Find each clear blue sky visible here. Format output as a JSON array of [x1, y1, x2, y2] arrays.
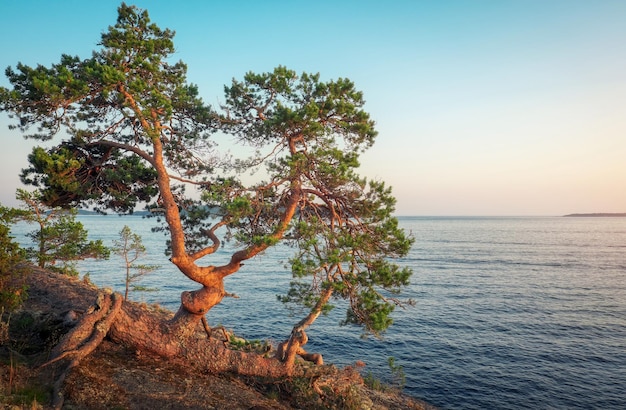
[[1, 0, 625, 215]]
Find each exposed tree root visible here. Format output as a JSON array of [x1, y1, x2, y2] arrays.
[[33, 275, 324, 407], [276, 327, 324, 370], [40, 290, 123, 409], [107, 301, 296, 379]]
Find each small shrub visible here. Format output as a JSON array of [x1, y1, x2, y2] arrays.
[[0, 309, 10, 345], [363, 371, 385, 391], [388, 356, 406, 391], [10, 385, 48, 408], [112, 225, 159, 301], [0, 210, 28, 310], [14, 190, 109, 276], [363, 356, 406, 393], [228, 335, 272, 355]]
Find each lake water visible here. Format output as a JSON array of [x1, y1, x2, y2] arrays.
[[10, 216, 626, 409]]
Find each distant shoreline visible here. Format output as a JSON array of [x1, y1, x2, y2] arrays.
[[78, 209, 626, 218], [563, 213, 626, 217]]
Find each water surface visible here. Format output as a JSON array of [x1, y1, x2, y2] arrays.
[[11, 216, 626, 409]]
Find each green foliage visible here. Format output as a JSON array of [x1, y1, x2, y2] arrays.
[[222, 66, 377, 151], [1, 2, 414, 347], [112, 225, 159, 300], [278, 178, 415, 337], [20, 144, 159, 213], [227, 335, 271, 355], [0, 206, 28, 310], [131, 285, 159, 293], [277, 280, 336, 317], [363, 357, 406, 393], [221, 66, 415, 336], [5, 385, 48, 408], [14, 189, 109, 276], [1, 3, 215, 215], [387, 356, 406, 390]]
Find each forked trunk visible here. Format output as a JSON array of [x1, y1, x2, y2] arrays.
[[102, 143, 307, 376]]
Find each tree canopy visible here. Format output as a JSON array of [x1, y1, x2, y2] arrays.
[[0, 2, 414, 369]]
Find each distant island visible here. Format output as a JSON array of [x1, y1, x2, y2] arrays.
[[77, 209, 153, 216], [563, 213, 626, 217]]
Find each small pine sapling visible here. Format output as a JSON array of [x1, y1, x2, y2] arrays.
[[113, 225, 159, 301]]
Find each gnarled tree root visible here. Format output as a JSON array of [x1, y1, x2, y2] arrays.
[[276, 328, 324, 370], [40, 291, 123, 409]]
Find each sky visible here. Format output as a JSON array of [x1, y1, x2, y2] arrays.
[[1, 0, 625, 216]]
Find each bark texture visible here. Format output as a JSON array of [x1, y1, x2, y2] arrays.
[[108, 302, 292, 378], [41, 290, 123, 409]]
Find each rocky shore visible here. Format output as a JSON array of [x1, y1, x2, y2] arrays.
[[1, 267, 436, 409]]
